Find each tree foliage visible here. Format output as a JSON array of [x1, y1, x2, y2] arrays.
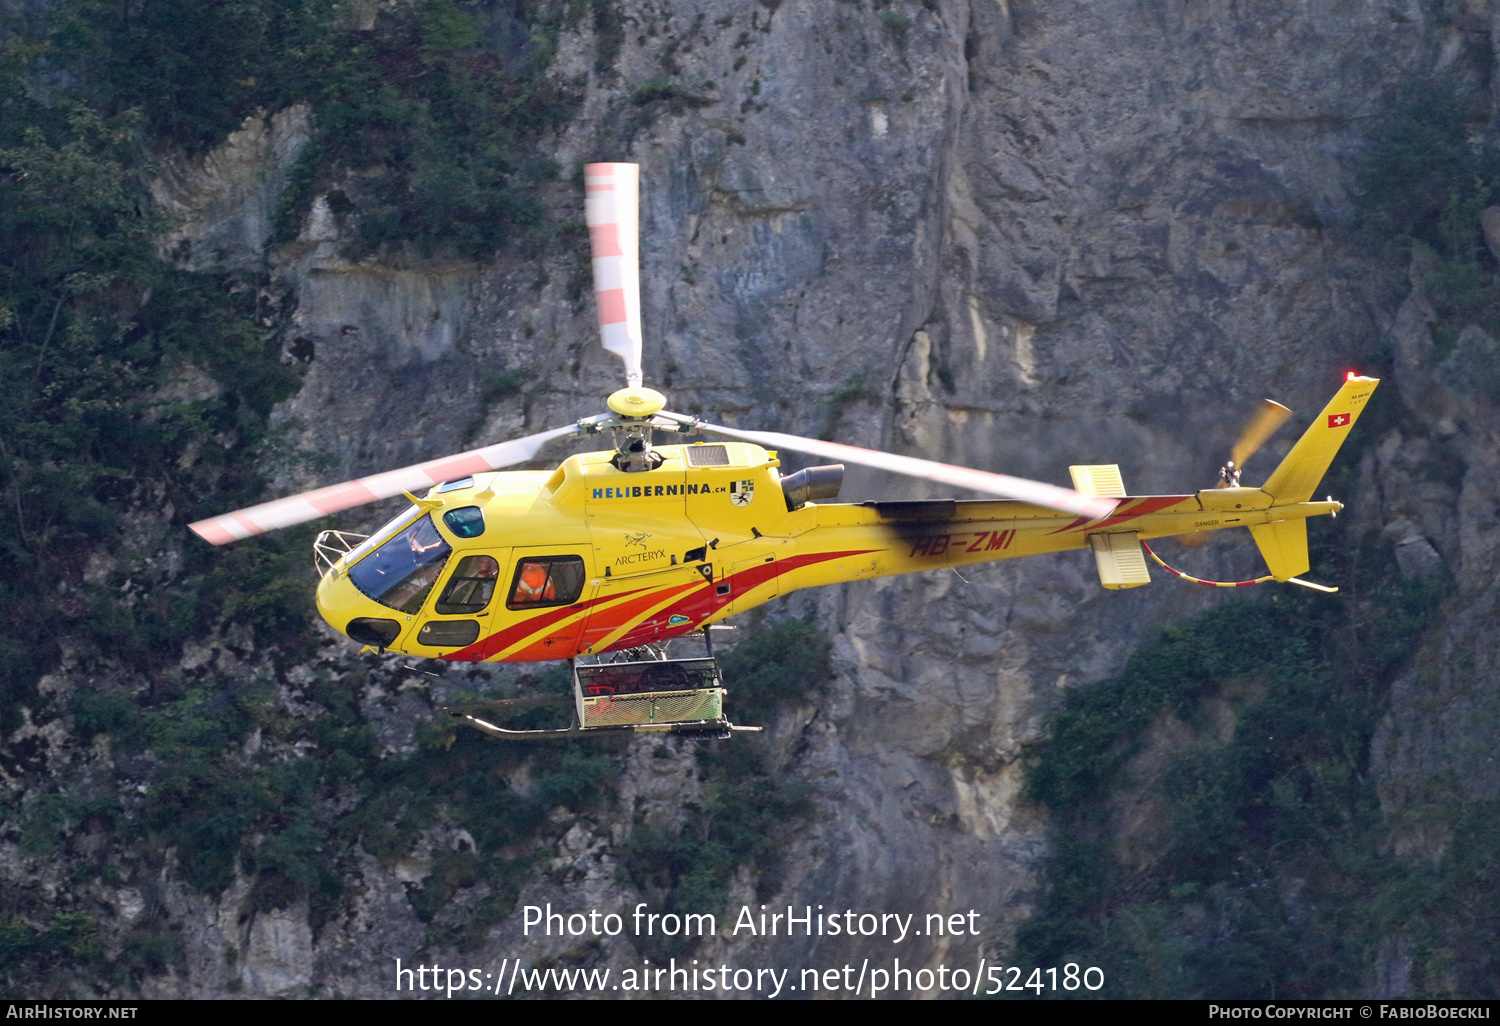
[[53, 0, 581, 260], [1356, 78, 1500, 338], [0, 74, 306, 731], [0, 1, 588, 994], [1015, 513, 1473, 996]]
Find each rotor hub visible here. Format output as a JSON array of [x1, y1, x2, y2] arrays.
[[603, 387, 667, 473], [607, 387, 666, 419]]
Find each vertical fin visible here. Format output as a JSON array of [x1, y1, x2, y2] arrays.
[[1259, 376, 1379, 504]]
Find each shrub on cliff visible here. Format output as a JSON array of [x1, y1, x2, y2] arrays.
[[55, 0, 580, 261]]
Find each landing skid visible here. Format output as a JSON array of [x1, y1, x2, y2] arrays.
[[446, 704, 760, 741], [444, 629, 762, 741]]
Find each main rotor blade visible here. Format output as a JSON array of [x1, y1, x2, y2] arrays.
[[1230, 399, 1293, 469], [584, 162, 643, 388], [188, 423, 582, 545], [695, 423, 1119, 519]]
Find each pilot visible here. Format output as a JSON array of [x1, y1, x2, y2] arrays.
[[408, 521, 444, 555], [513, 561, 556, 603]]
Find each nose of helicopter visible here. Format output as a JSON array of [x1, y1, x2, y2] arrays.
[[315, 565, 408, 650]]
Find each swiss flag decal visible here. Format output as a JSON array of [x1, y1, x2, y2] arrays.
[[1328, 413, 1351, 428]]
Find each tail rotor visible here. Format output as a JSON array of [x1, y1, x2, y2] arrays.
[[1177, 397, 1293, 548], [1219, 398, 1293, 488]]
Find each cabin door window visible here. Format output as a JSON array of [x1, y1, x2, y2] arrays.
[[435, 554, 501, 614], [506, 555, 587, 609]]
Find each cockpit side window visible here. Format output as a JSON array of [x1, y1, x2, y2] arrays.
[[443, 506, 485, 538], [346, 515, 452, 614], [506, 556, 586, 610], [435, 555, 500, 614]]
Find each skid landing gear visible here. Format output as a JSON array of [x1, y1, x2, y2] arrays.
[[445, 629, 760, 741]]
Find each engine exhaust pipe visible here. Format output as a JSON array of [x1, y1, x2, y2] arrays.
[[781, 464, 844, 511]]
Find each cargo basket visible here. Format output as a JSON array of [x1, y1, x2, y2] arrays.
[[574, 657, 723, 728], [447, 653, 758, 741], [580, 687, 723, 728]]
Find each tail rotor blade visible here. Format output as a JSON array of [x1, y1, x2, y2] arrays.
[[1230, 399, 1293, 470], [696, 422, 1118, 519], [188, 423, 583, 545], [584, 162, 643, 388]]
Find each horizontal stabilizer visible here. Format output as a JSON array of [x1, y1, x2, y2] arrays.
[[1070, 464, 1127, 498], [1089, 531, 1151, 589], [1250, 518, 1309, 581]]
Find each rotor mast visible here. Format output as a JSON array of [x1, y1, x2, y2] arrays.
[[600, 386, 672, 472]]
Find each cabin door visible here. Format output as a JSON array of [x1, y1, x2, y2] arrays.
[[495, 545, 598, 661]]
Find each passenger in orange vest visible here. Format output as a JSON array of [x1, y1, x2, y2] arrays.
[[513, 562, 555, 604]]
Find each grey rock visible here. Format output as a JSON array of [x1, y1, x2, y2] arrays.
[[243, 905, 315, 997], [1436, 323, 1500, 403], [19, 0, 1500, 999], [1393, 532, 1444, 578], [150, 105, 313, 272]]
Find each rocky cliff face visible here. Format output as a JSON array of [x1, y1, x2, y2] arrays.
[[9, 0, 1499, 998]]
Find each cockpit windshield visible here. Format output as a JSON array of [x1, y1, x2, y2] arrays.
[[346, 514, 452, 614], [341, 504, 421, 567]]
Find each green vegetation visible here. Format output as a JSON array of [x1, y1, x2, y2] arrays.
[[618, 617, 832, 958], [53, 0, 581, 261], [0, 68, 324, 988], [0, 912, 106, 985], [589, 0, 625, 77], [6, 656, 624, 992], [1014, 73, 1500, 1000], [1356, 83, 1489, 249], [1016, 524, 1459, 997], [0, 89, 306, 733], [1356, 80, 1500, 340], [0, 0, 597, 995], [629, 77, 716, 115]]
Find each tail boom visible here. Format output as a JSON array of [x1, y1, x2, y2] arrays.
[[571, 373, 1379, 617], [767, 493, 1342, 591]]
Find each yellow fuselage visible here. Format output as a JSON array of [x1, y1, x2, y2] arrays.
[[314, 441, 1338, 662]]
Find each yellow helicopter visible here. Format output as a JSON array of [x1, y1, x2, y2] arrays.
[[190, 163, 1378, 740]]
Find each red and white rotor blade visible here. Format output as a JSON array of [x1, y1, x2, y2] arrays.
[[584, 162, 643, 388], [697, 423, 1119, 520], [188, 423, 580, 545]]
